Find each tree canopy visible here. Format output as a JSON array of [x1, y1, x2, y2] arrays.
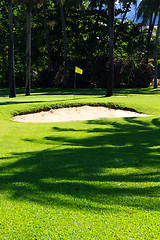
[[0, 0, 159, 97]]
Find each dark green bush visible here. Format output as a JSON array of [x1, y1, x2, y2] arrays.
[[120, 62, 153, 88], [130, 63, 153, 88]]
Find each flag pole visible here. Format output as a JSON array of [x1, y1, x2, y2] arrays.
[[74, 72, 76, 95], [74, 66, 83, 96]]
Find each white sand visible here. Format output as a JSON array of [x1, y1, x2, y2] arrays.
[[11, 105, 150, 123]]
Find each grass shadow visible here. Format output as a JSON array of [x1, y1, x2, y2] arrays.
[[0, 117, 159, 212]]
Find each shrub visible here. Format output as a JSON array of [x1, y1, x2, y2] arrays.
[[34, 57, 153, 89], [117, 61, 153, 88], [130, 63, 153, 88]]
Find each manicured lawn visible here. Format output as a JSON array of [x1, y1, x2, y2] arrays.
[[0, 88, 160, 239]]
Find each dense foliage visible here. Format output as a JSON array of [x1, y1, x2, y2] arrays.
[[0, 0, 157, 89]]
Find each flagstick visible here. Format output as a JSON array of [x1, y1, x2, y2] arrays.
[[74, 72, 76, 96]]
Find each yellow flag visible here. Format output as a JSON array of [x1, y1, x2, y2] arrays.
[[75, 66, 83, 75]]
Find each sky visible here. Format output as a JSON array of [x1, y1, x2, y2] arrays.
[[115, 0, 141, 22], [115, 0, 158, 25]]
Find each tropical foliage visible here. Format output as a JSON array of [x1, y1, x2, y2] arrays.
[[0, 0, 159, 95]]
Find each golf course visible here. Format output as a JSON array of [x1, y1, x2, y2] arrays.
[[0, 87, 159, 239]]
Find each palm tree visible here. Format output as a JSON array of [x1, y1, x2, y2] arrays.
[[154, 14, 160, 88], [8, 0, 16, 98], [106, 0, 138, 96], [58, 0, 68, 87], [43, 2, 52, 72], [58, 0, 83, 87], [137, 0, 158, 64], [25, 2, 32, 96], [137, 0, 160, 88], [19, 0, 47, 95], [107, 0, 115, 97]]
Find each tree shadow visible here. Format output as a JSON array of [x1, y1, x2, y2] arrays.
[[0, 98, 85, 107], [0, 101, 45, 106], [0, 117, 160, 212], [114, 88, 160, 95], [1, 87, 160, 99]]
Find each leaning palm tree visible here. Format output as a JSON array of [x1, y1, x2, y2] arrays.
[[8, 0, 16, 98], [119, 0, 137, 25], [114, 0, 138, 45]]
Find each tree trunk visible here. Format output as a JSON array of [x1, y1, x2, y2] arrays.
[[121, 1, 132, 24], [95, 0, 103, 26], [146, 11, 158, 63], [107, 0, 114, 97], [25, 4, 32, 96], [154, 14, 160, 89], [59, 3, 68, 87], [8, 0, 16, 98], [114, 1, 132, 44], [43, 3, 52, 72]]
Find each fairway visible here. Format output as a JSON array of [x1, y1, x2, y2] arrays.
[[0, 88, 160, 240]]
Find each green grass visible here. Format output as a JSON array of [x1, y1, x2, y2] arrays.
[[0, 88, 160, 239]]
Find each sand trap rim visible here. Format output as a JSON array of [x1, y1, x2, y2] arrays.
[[11, 102, 139, 117], [11, 103, 151, 123]]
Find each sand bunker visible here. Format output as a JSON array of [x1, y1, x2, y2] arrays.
[[11, 106, 151, 123]]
